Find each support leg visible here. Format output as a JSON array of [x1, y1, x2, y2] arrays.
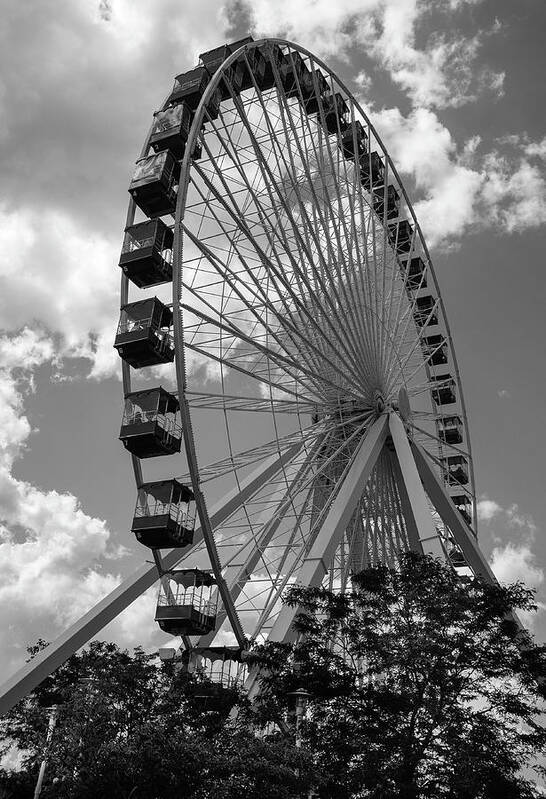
[[410, 440, 497, 582], [265, 414, 388, 645], [388, 413, 445, 559], [0, 444, 301, 717], [411, 439, 529, 637]]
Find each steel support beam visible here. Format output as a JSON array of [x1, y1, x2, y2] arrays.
[[0, 444, 301, 717], [410, 439, 529, 637], [196, 435, 326, 647], [266, 414, 389, 645], [410, 440, 497, 582], [244, 415, 388, 699], [388, 412, 445, 559], [388, 450, 422, 554]]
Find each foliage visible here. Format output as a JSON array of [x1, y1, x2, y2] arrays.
[[0, 641, 310, 798], [1, 554, 545, 798], [247, 553, 546, 798]]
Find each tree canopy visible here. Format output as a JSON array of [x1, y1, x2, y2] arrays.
[[1, 554, 545, 798], [249, 553, 546, 798]]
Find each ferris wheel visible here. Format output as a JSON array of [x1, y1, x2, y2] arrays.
[[0, 37, 508, 711]]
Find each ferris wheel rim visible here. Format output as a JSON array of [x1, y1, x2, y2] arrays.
[[114, 35, 480, 649], [171, 37, 477, 527]]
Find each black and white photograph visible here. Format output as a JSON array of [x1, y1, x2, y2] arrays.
[[0, 1, 545, 796]]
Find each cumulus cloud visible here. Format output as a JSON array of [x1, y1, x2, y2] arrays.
[[0, 205, 120, 379], [480, 153, 546, 233], [364, 5, 503, 109], [490, 542, 544, 591], [234, 0, 502, 109], [477, 497, 502, 522], [0, 331, 164, 677], [479, 496, 544, 623], [368, 107, 546, 247]]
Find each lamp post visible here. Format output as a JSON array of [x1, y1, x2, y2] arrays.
[[33, 704, 59, 799], [287, 687, 312, 748], [287, 687, 313, 798]]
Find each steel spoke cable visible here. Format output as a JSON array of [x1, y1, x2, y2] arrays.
[[228, 74, 369, 381], [264, 63, 378, 387], [386, 303, 443, 397], [408, 420, 472, 462], [181, 219, 355, 397], [186, 391, 317, 414], [182, 301, 352, 401], [381, 248, 429, 386], [303, 72, 382, 389], [189, 158, 364, 396], [253, 413, 375, 632], [178, 420, 327, 484]]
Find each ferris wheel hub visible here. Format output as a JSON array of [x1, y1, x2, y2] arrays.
[[373, 390, 386, 415]]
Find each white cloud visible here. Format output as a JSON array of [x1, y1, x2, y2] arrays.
[[0, 331, 162, 677], [490, 542, 544, 590], [367, 7, 502, 109], [231, 0, 379, 60], [490, 540, 544, 627], [239, 0, 501, 109], [477, 498, 502, 522], [368, 107, 546, 247], [0, 205, 120, 379], [524, 136, 546, 160], [480, 155, 546, 233], [479, 496, 544, 622]]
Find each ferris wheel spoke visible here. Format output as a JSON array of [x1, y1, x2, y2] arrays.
[[199, 436, 327, 643], [407, 420, 470, 459], [306, 84, 385, 381], [189, 158, 365, 392], [228, 85, 371, 378], [384, 290, 440, 391], [330, 117, 384, 384], [182, 303, 333, 398], [266, 72, 381, 386], [183, 314, 361, 405], [385, 307, 442, 395], [184, 339, 320, 402], [380, 452, 406, 564], [185, 390, 317, 414], [181, 219, 362, 397], [179, 419, 326, 484], [382, 256, 430, 386], [222, 415, 376, 637]]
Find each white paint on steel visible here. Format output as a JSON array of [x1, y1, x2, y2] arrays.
[[0, 446, 300, 717], [388, 412, 445, 559], [266, 414, 389, 645]]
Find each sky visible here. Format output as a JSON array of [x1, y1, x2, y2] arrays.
[[0, 0, 545, 683]]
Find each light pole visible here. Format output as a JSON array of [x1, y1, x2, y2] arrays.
[[287, 687, 313, 798], [287, 687, 312, 748], [33, 704, 59, 799]]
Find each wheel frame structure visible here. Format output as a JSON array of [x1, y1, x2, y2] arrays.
[[168, 38, 477, 650], [1, 38, 512, 715]]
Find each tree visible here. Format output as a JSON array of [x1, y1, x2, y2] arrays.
[[248, 553, 546, 798], [1, 555, 544, 798], [0, 641, 310, 798]]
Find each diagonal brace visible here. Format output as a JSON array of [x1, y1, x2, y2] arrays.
[[265, 413, 389, 645], [0, 445, 301, 717], [388, 412, 445, 559]]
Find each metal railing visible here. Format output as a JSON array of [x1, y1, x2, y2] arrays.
[[157, 591, 216, 616], [122, 409, 181, 438], [134, 502, 195, 528]]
